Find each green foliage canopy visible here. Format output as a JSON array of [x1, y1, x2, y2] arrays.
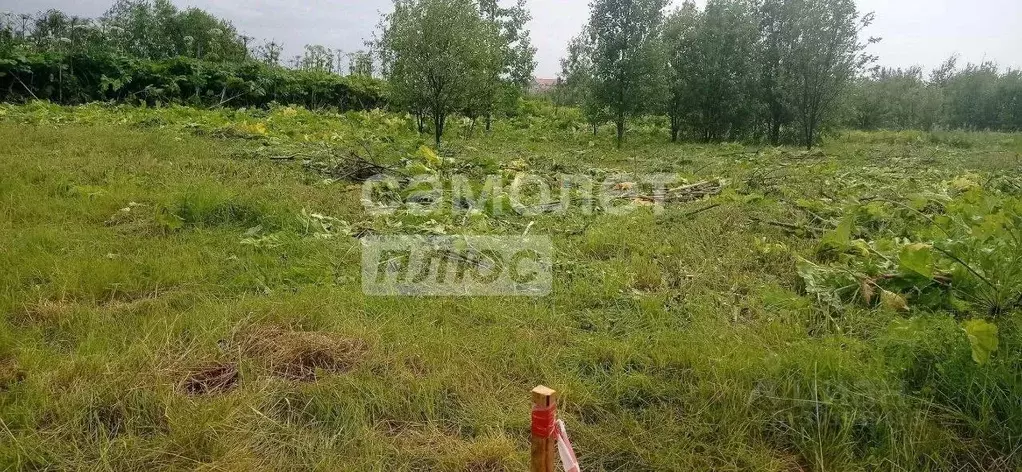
[[588, 0, 670, 148]]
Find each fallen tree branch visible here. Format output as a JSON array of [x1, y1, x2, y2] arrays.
[[666, 180, 724, 203], [749, 216, 826, 235], [683, 203, 721, 218]]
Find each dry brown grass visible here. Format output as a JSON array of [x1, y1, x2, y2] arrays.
[[0, 357, 26, 391], [236, 326, 368, 381], [179, 363, 240, 396]]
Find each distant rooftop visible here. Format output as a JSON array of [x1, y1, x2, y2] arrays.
[[530, 77, 558, 94]]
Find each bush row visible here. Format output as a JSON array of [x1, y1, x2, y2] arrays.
[[844, 65, 1022, 132], [0, 51, 386, 111]]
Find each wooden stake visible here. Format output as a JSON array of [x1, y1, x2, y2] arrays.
[[531, 385, 557, 472]]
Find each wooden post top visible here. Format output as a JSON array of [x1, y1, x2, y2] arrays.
[[532, 385, 557, 406]]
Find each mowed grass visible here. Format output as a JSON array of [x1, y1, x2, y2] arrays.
[[1, 116, 1021, 471]]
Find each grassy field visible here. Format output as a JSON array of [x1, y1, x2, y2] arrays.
[[2, 102, 1022, 471]]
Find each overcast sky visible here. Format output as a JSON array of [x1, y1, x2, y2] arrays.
[[2, 0, 1020, 77]]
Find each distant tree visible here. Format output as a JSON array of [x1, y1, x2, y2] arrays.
[[300, 44, 335, 72], [774, 0, 876, 148], [559, 29, 605, 135], [377, 0, 502, 147], [29, 9, 74, 46], [239, 34, 253, 57], [758, 0, 792, 144], [663, 1, 698, 142], [665, 0, 759, 142], [100, 0, 173, 58], [944, 62, 1003, 130], [337, 51, 346, 74], [0, 12, 14, 52], [997, 69, 1022, 131], [475, 0, 536, 130], [479, 0, 536, 88], [254, 40, 283, 66], [587, 0, 669, 148], [461, 23, 504, 134], [929, 54, 959, 88], [176, 7, 246, 60], [846, 67, 942, 130], [348, 50, 374, 76]]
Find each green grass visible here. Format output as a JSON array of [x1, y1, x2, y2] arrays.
[[1, 103, 1022, 471]]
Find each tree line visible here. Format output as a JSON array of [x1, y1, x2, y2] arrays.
[[845, 59, 1022, 132], [2, 0, 1020, 148], [0, 0, 380, 73], [558, 0, 876, 148], [555, 0, 1022, 148], [0, 0, 385, 109]]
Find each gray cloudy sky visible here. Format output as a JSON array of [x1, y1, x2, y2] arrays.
[[2, 0, 1020, 77]]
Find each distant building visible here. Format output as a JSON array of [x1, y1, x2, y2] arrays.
[[530, 78, 558, 95]]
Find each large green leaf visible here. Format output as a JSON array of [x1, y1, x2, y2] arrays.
[[822, 213, 855, 247], [899, 243, 934, 279], [963, 319, 999, 365]]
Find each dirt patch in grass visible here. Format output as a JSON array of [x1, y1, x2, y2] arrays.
[[0, 357, 26, 391], [237, 326, 368, 381], [180, 363, 240, 396]]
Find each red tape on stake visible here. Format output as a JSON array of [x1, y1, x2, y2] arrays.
[[531, 404, 556, 438]]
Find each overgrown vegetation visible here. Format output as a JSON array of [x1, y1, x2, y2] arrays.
[[0, 1, 385, 110], [4, 0, 1020, 146], [0, 52, 385, 109], [2, 0, 1022, 469], [1, 100, 1022, 470]]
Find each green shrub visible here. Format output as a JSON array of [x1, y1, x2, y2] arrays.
[[0, 52, 387, 111]]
